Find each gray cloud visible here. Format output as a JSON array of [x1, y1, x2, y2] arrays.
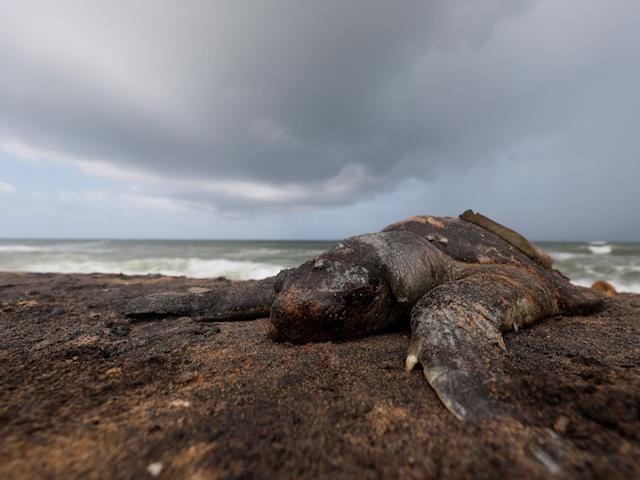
[[0, 0, 639, 235]]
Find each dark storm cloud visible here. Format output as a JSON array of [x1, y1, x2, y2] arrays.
[[0, 0, 639, 228]]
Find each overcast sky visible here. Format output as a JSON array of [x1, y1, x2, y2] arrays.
[[0, 0, 638, 240]]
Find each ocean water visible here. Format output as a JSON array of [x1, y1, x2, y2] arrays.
[[0, 239, 639, 293]]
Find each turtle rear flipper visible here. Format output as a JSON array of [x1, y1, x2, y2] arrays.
[[555, 281, 605, 315], [406, 267, 560, 421]]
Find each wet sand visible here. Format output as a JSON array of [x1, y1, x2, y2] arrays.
[[1, 272, 639, 479]]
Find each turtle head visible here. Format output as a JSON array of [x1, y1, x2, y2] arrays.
[[269, 255, 393, 343]]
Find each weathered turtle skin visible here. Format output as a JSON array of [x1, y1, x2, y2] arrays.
[[125, 211, 604, 420]]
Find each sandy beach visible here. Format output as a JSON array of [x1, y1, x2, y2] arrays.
[[1, 272, 639, 479]]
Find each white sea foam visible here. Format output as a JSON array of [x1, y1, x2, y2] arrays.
[[226, 248, 290, 259], [17, 257, 283, 280], [548, 251, 583, 262], [612, 264, 640, 273], [588, 244, 613, 255], [0, 245, 52, 253], [0, 242, 112, 254]]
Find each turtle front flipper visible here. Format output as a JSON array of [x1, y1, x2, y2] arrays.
[[123, 276, 276, 321], [406, 266, 561, 421]]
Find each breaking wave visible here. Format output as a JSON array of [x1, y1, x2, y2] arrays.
[[17, 257, 283, 281], [0, 239, 332, 280], [0, 241, 112, 254], [587, 245, 613, 255], [544, 241, 640, 293], [0, 245, 49, 253]]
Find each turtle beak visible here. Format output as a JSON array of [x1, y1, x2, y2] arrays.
[[269, 288, 346, 343]]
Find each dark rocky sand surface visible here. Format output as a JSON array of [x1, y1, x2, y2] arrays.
[[1, 272, 639, 479]]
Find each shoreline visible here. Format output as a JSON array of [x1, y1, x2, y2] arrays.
[[1, 272, 639, 478]]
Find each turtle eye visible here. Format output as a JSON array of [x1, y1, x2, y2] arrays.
[[343, 285, 376, 312]]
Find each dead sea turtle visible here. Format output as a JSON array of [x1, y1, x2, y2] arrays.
[[125, 211, 604, 421]]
